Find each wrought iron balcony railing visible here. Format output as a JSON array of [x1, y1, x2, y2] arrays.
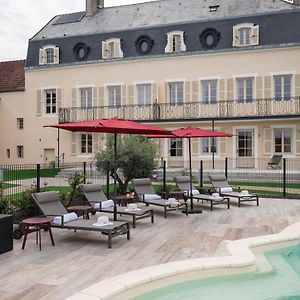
[[58, 97, 300, 123]]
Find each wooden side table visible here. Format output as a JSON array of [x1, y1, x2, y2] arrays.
[[67, 205, 92, 219], [21, 217, 55, 251], [167, 191, 185, 200], [116, 195, 133, 206]]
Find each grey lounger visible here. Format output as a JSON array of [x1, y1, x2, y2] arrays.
[[131, 178, 188, 218], [208, 175, 259, 207], [174, 176, 230, 211], [80, 184, 154, 228], [32, 191, 130, 248]]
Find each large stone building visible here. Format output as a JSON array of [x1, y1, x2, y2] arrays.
[[1, 0, 300, 168]]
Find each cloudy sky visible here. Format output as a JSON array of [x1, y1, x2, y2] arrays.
[[0, 0, 154, 61]]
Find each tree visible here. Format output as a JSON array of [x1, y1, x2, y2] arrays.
[[95, 135, 159, 193]]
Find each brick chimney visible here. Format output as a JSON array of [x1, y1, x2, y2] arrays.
[[86, 0, 104, 16]]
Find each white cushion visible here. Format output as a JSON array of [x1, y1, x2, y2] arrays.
[[220, 187, 233, 193], [143, 194, 161, 201], [94, 199, 114, 209], [53, 212, 78, 225], [184, 189, 200, 197]]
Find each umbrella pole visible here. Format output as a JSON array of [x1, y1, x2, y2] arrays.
[[189, 138, 194, 211], [114, 132, 117, 221]]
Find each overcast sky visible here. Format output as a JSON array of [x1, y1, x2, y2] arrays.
[[0, 0, 154, 61]]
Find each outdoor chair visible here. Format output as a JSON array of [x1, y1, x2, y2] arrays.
[[32, 191, 130, 248], [131, 178, 188, 218], [80, 184, 154, 228], [267, 155, 282, 169], [208, 175, 259, 207], [174, 176, 230, 211]]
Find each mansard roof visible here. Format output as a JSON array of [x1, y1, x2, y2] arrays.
[[0, 60, 25, 93], [31, 0, 296, 41]]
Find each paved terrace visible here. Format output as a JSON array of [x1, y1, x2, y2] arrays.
[[1, 198, 300, 300]]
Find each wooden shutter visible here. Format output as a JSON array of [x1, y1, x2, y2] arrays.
[[256, 77, 263, 99], [251, 25, 260, 46], [264, 76, 272, 99], [36, 90, 42, 115], [219, 79, 225, 101], [93, 133, 99, 153], [296, 128, 300, 155], [295, 74, 300, 97], [191, 139, 199, 155], [121, 85, 126, 105], [232, 26, 239, 47], [71, 88, 77, 108], [165, 34, 173, 53], [102, 41, 109, 59], [56, 88, 62, 111], [264, 128, 272, 155], [39, 49, 45, 65], [152, 83, 158, 103], [54, 47, 60, 64], [227, 79, 234, 101], [71, 134, 77, 156], [191, 81, 199, 102], [219, 128, 227, 155], [92, 87, 98, 107], [184, 81, 191, 103]]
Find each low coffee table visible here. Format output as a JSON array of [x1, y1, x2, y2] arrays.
[[21, 217, 55, 251], [67, 205, 92, 219]]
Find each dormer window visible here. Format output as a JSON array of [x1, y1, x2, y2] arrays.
[[39, 45, 60, 65], [165, 31, 186, 53], [102, 38, 123, 59], [233, 23, 259, 47]]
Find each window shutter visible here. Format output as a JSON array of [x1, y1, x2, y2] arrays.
[[251, 25, 259, 46], [93, 133, 99, 153], [219, 128, 227, 155], [36, 90, 42, 115], [71, 134, 77, 156], [264, 128, 272, 155], [232, 26, 239, 47], [184, 81, 191, 102], [71, 88, 77, 108], [256, 77, 263, 99], [102, 41, 109, 59], [98, 86, 104, 106], [152, 83, 158, 103], [56, 88, 62, 111], [116, 39, 124, 58], [191, 139, 199, 155], [121, 85, 126, 105], [54, 47, 60, 64], [39, 49, 45, 65], [227, 79, 234, 100], [92, 87, 97, 107], [296, 128, 300, 155], [219, 79, 225, 101], [295, 74, 300, 97], [191, 81, 199, 102], [165, 34, 173, 53], [264, 76, 272, 99]]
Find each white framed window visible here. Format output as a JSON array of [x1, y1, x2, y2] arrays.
[[202, 80, 217, 104], [170, 138, 183, 157], [17, 145, 24, 158], [44, 89, 57, 114], [39, 45, 59, 65], [80, 87, 92, 109], [202, 137, 217, 154], [274, 75, 292, 101], [102, 38, 123, 59], [274, 128, 292, 153], [165, 31, 186, 53], [169, 82, 184, 105], [237, 78, 253, 103], [81, 134, 93, 154], [17, 118, 24, 130], [137, 84, 152, 106], [233, 23, 259, 47], [108, 85, 122, 108]]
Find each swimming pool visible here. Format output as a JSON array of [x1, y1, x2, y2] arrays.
[[133, 243, 300, 300]]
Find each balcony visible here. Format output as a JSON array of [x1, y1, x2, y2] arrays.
[[59, 97, 300, 123]]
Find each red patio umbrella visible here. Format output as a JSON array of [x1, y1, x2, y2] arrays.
[[45, 118, 171, 219], [148, 127, 235, 213]]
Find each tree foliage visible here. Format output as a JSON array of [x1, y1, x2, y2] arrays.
[[95, 134, 159, 193]]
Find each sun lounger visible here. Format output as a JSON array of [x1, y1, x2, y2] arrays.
[[209, 175, 259, 207], [32, 191, 130, 248], [174, 176, 230, 211], [131, 178, 188, 218], [80, 184, 154, 228], [267, 155, 282, 169]]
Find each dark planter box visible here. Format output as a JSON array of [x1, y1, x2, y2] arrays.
[[0, 214, 13, 254]]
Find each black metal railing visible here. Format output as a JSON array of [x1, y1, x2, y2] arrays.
[[59, 97, 300, 123]]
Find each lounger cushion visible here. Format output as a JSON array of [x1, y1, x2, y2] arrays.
[[144, 194, 162, 201], [93, 200, 114, 209], [53, 212, 78, 225], [184, 189, 200, 197], [220, 187, 233, 193]]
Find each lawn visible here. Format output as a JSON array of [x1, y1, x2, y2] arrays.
[[3, 168, 61, 181]]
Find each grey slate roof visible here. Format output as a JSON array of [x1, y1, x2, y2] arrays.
[[32, 0, 296, 41]]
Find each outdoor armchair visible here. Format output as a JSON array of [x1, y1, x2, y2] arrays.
[[174, 176, 230, 211], [80, 184, 154, 228], [32, 191, 130, 248], [208, 175, 259, 207], [131, 178, 188, 218]]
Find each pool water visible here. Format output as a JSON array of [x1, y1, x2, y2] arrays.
[[133, 243, 300, 300]]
